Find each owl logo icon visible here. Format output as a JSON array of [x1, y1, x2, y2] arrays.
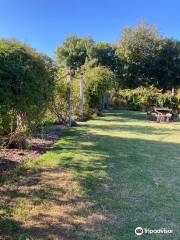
[[135, 227, 143, 236]]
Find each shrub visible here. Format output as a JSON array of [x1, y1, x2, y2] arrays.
[[0, 39, 55, 147], [84, 66, 115, 112], [48, 69, 69, 124], [111, 87, 180, 111]]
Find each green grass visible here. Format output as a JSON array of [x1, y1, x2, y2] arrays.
[[1, 110, 180, 239]]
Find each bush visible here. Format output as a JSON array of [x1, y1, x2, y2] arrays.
[[48, 69, 69, 124], [0, 39, 55, 147], [111, 87, 180, 111], [84, 66, 115, 112]]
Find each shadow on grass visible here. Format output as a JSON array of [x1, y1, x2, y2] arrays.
[[0, 158, 19, 185], [0, 217, 24, 240], [1, 115, 180, 239]]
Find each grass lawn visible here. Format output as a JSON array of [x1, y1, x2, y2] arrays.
[[0, 110, 180, 239]]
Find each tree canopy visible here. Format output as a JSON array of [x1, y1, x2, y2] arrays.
[[55, 35, 94, 70], [116, 22, 161, 88]]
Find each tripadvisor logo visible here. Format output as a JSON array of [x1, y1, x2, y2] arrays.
[[135, 226, 173, 236]]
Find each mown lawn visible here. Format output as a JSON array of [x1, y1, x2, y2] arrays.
[[0, 110, 180, 240]]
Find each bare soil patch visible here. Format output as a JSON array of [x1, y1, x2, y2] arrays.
[[0, 125, 62, 173]]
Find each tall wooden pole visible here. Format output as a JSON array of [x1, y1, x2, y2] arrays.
[[80, 72, 84, 121], [171, 86, 175, 96], [67, 68, 72, 127]]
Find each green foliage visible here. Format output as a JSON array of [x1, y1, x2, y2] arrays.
[[116, 22, 161, 88], [48, 69, 69, 124], [49, 66, 116, 121], [115, 22, 180, 90], [111, 87, 180, 110], [55, 35, 94, 70], [86, 42, 119, 70], [84, 66, 115, 111], [117, 22, 160, 63], [154, 38, 180, 89], [0, 39, 55, 143]]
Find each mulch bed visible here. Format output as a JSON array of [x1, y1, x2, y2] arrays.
[[0, 124, 62, 173]]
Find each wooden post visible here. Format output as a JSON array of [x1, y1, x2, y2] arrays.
[[67, 68, 72, 127], [80, 72, 84, 121], [171, 87, 175, 96]]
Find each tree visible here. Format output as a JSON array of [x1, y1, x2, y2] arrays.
[[153, 38, 180, 91], [55, 35, 94, 70], [0, 39, 55, 147], [116, 22, 161, 88], [87, 42, 117, 69]]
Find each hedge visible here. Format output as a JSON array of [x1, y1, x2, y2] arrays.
[[111, 87, 180, 111]]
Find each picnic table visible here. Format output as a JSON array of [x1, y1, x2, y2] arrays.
[[154, 107, 172, 122], [147, 107, 174, 122]]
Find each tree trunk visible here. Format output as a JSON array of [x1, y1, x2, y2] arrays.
[[8, 112, 27, 149]]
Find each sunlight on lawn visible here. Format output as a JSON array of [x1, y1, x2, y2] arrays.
[[1, 110, 180, 240]]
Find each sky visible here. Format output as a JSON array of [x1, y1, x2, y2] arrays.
[[0, 0, 180, 58]]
